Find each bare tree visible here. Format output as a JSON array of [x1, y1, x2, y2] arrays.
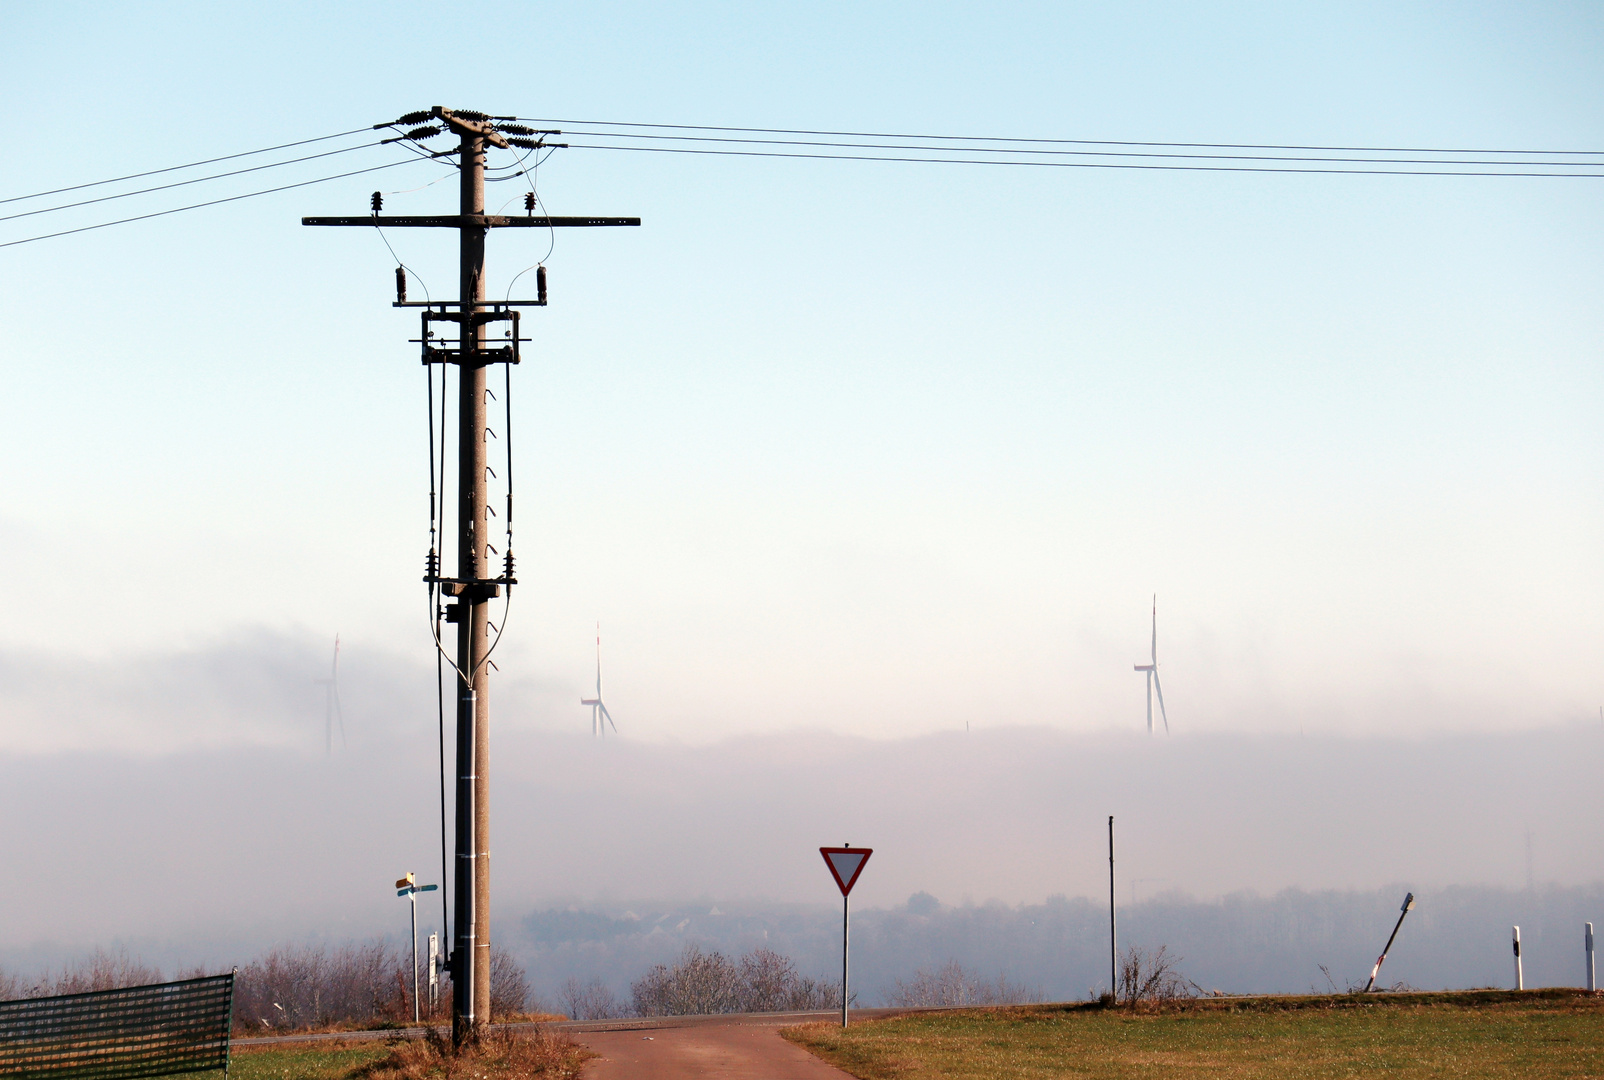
[[886, 961, 1043, 1007], [489, 950, 530, 1017], [559, 976, 626, 1021]]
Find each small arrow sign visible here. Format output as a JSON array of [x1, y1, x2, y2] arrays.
[[820, 846, 872, 896]]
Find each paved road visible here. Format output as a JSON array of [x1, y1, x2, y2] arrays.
[[576, 1015, 852, 1080]]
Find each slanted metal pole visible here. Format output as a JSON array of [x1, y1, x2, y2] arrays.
[[841, 893, 850, 1027], [1513, 926, 1524, 990], [1109, 816, 1117, 1002], [1364, 892, 1415, 992], [1587, 923, 1596, 993]]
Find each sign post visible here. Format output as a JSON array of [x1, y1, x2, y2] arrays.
[[396, 873, 441, 1024], [820, 845, 872, 1028]]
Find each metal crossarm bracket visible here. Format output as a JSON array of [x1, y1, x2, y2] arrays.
[[416, 308, 525, 366], [302, 215, 641, 228]]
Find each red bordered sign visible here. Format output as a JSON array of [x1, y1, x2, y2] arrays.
[[820, 846, 872, 896]]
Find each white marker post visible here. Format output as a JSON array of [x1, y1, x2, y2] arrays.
[[1586, 923, 1595, 993], [1513, 925, 1524, 991], [428, 933, 440, 1014], [396, 873, 441, 1024], [821, 845, 873, 1028]]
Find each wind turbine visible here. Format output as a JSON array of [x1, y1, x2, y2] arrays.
[[580, 625, 617, 737], [317, 634, 346, 754], [1133, 597, 1168, 735]]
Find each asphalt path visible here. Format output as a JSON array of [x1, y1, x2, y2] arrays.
[[575, 1014, 853, 1079]]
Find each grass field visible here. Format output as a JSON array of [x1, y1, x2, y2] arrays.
[[227, 1040, 391, 1080], [784, 989, 1604, 1079]]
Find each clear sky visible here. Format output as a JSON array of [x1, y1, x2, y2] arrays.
[[2, 1, 1601, 749]]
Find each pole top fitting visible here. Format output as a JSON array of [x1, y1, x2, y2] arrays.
[[432, 107, 511, 149]]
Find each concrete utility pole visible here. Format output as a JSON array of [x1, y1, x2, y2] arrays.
[[304, 106, 637, 1043]]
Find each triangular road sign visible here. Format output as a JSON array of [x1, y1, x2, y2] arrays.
[[820, 846, 872, 896]]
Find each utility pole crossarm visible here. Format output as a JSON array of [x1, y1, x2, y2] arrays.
[[302, 215, 641, 228]]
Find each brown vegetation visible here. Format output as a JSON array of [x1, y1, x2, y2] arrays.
[[1116, 945, 1199, 1006], [352, 1028, 589, 1080], [886, 960, 1043, 1007]]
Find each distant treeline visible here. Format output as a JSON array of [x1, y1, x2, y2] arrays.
[[6, 883, 1598, 1027], [505, 883, 1604, 1004], [0, 943, 532, 1033]]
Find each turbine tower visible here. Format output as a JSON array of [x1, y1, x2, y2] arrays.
[[580, 625, 617, 737], [1133, 598, 1168, 735], [317, 634, 346, 754]]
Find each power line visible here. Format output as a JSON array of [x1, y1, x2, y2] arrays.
[[0, 140, 386, 224], [561, 140, 1604, 177], [0, 126, 374, 207], [0, 157, 427, 249], [520, 117, 1604, 157], [554, 128, 1604, 170]]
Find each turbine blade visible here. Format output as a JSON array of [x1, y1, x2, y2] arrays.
[[1146, 671, 1153, 735], [601, 703, 618, 734], [1153, 670, 1169, 735], [1150, 598, 1157, 663]]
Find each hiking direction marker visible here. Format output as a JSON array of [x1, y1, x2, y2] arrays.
[[820, 845, 872, 1027]]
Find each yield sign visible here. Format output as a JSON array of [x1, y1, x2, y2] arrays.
[[820, 847, 873, 896]]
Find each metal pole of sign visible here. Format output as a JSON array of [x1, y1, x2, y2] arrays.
[[410, 889, 420, 1024], [842, 893, 850, 1028], [1513, 926, 1524, 990], [1587, 923, 1596, 993]]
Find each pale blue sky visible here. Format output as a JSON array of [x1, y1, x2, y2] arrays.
[[2, 2, 1601, 747]]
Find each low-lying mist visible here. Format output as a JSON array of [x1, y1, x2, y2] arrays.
[[0, 632, 1599, 1000]]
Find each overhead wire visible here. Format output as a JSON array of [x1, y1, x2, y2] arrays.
[[557, 141, 1604, 177], [0, 125, 374, 206], [518, 116, 1604, 176], [0, 156, 433, 249], [0, 140, 387, 224], [517, 117, 1604, 157], [551, 128, 1604, 170]]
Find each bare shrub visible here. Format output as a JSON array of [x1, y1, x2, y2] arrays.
[[559, 977, 626, 1021], [0, 968, 24, 1001], [1117, 945, 1199, 1006], [490, 950, 530, 1018], [233, 939, 409, 1031], [630, 944, 840, 1016], [354, 1025, 588, 1080], [886, 961, 1043, 1007], [737, 948, 840, 1012], [45, 947, 165, 996]]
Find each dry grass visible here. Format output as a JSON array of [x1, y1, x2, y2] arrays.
[[785, 989, 1604, 1080], [350, 1027, 592, 1080]]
